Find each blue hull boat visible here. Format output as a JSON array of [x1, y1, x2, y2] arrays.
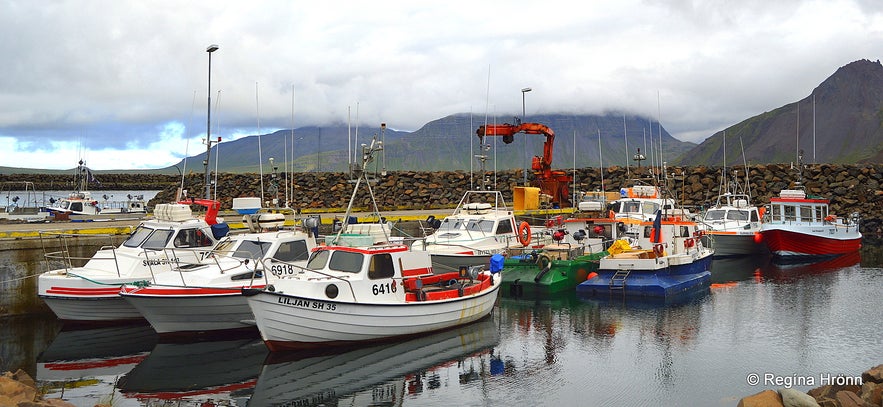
[[576, 253, 712, 297]]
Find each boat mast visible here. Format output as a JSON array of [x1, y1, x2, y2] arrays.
[[333, 135, 387, 244]]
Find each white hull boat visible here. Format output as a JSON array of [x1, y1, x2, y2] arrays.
[[412, 190, 547, 272], [245, 136, 503, 351], [38, 199, 228, 322], [120, 227, 315, 335], [244, 244, 501, 350]]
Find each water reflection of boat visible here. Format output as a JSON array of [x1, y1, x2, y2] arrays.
[[117, 336, 268, 404], [710, 255, 770, 286], [579, 286, 711, 308], [36, 323, 157, 382], [762, 250, 861, 279], [249, 317, 500, 407]]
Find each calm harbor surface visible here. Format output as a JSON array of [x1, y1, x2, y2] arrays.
[[3, 240, 881, 407]]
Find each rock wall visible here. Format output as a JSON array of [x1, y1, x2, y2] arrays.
[[5, 164, 880, 232]]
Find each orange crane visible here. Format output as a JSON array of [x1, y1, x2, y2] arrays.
[[476, 122, 572, 207]]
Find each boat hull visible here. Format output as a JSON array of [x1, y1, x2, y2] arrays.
[[120, 286, 260, 334], [501, 252, 604, 296], [761, 226, 861, 258], [576, 252, 713, 297], [245, 284, 500, 351], [38, 273, 143, 322], [702, 232, 767, 257]]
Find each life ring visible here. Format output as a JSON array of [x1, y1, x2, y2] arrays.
[[518, 221, 532, 246], [653, 243, 664, 257], [824, 215, 836, 222]]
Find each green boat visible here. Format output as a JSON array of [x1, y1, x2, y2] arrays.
[[501, 244, 608, 297]]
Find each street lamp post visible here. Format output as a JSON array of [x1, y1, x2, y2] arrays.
[[204, 44, 219, 199], [521, 87, 532, 185]]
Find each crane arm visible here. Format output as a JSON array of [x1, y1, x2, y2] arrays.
[[475, 122, 555, 170]]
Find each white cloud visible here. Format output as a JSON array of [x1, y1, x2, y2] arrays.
[[1, 0, 881, 169]]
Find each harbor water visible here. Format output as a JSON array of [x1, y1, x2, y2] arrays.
[[2, 240, 881, 406]]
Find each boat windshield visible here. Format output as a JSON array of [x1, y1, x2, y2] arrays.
[[727, 210, 750, 221], [465, 219, 495, 234], [437, 218, 464, 231], [142, 229, 174, 250], [704, 210, 726, 221], [621, 201, 641, 214], [306, 249, 330, 270], [642, 202, 660, 215], [328, 250, 364, 273], [230, 240, 273, 260], [123, 226, 153, 248]]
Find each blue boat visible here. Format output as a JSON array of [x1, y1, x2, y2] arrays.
[[577, 210, 714, 298]]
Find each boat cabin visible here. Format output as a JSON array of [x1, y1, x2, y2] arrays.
[[767, 189, 830, 224]]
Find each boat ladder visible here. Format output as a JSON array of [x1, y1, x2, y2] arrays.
[[610, 269, 631, 290]]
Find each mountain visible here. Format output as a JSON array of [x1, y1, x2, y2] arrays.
[[671, 59, 883, 166], [164, 113, 693, 174]]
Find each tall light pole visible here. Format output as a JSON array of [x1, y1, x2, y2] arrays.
[[204, 44, 219, 199], [521, 87, 532, 185]]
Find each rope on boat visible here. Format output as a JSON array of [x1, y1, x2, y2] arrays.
[[0, 273, 39, 284], [67, 272, 138, 286]]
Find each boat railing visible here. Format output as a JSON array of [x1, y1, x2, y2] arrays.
[[38, 230, 125, 274], [137, 246, 220, 280], [259, 257, 359, 302], [139, 247, 246, 285]]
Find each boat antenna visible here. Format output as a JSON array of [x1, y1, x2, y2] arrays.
[[740, 137, 751, 199], [598, 129, 604, 192], [255, 82, 264, 201], [623, 114, 629, 177], [213, 89, 222, 201]]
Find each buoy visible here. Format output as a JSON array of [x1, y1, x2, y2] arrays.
[[586, 272, 598, 280], [653, 244, 664, 257], [753, 232, 763, 244], [518, 221, 532, 246]]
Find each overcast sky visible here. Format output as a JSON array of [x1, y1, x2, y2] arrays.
[[2, 0, 882, 170]]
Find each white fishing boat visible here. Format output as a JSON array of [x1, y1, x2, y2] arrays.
[[44, 160, 103, 218], [244, 136, 502, 351], [411, 190, 546, 273], [699, 168, 765, 256], [0, 181, 50, 222], [119, 222, 316, 335], [37, 199, 229, 322]]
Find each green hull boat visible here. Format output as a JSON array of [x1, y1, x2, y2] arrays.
[[501, 249, 607, 297]]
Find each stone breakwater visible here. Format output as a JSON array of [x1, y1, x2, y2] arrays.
[[737, 364, 882, 407], [4, 164, 881, 232]]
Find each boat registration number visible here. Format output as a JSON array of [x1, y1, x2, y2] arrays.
[[277, 297, 337, 311]]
